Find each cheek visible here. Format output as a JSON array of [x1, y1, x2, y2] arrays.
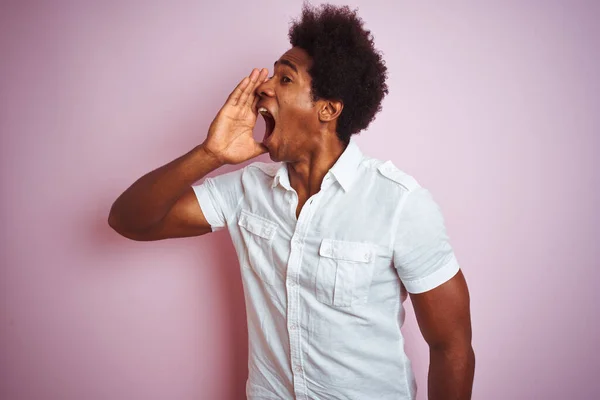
[[280, 96, 318, 130]]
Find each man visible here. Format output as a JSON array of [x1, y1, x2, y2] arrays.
[[108, 4, 475, 399]]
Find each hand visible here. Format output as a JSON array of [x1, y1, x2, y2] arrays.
[[203, 68, 269, 165]]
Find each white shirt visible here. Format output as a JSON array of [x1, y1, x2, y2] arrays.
[[192, 137, 461, 399]]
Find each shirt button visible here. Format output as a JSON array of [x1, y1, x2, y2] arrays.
[[364, 253, 370, 261], [288, 280, 296, 287], [293, 237, 301, 245], [294, 366, 302, 373], [290, 323, 298, 330]]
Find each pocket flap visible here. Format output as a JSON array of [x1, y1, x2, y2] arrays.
[[238, 210, 277, 240], [319, 238, 374, 263]]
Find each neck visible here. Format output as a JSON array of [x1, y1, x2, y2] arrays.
[[287, 137, 347, 199]]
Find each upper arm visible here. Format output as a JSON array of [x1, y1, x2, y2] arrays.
[[391, 185, 472, 347], [123, 166, 246, 241], [393, 186, 460, 293], [409, 269, 472, 350], [122, 187, 213, 241]]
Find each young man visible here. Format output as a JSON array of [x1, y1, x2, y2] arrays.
[[108, 4, 475, 399]]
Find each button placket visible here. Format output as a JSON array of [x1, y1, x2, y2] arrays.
[[287, 235, 304, 397], [285, 193, 321, 400]]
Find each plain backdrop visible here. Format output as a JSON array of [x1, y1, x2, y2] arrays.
[[1, 1, 599, 399]]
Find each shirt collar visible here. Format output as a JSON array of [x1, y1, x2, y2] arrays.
[[271, 137, 363, 193]]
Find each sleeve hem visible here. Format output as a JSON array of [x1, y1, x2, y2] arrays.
[[192, 183, 224, 232], [402, 255, 460, 294]]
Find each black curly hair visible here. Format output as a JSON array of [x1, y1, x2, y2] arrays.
[[288, 3, 388, 146]]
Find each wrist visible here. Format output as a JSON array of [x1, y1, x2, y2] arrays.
[[197, 143, 226, 168]]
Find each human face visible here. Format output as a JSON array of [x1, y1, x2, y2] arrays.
[[255, 47, 320, 162]]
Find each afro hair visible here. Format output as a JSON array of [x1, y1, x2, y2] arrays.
[[288, 3, 388, 145]]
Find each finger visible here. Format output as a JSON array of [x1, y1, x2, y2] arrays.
[[246, 68, 269, 108], [225, 76, 251, 106], [253, 141, 269, 157], [257, 67, 269, 84], [251, 93, 260, 114], [237, 68, 260, 107]]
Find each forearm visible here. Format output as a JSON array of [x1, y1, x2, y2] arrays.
[[108, 144, 224, 232], [427, 345, 475, 400]]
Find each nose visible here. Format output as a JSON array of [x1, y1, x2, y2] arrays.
[[256, 76, 275, 98]]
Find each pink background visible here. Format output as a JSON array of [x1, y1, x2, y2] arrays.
[[1, 1, 599, 399]]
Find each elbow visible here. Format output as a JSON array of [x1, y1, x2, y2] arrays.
[[107, 210, 118, 231], [107, 210, 155, 242], [107, 205, 124, 233], [429, 336, 474, 355], [430, 342, 476, 367], [107, 208, 134, 239]]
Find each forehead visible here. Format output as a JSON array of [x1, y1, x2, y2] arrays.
[[275, 47, 313, 72]]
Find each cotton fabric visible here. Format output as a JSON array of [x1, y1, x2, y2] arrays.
[[192, 137, 460, 399]]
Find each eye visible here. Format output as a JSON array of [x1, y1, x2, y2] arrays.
[[281, 76, 292, 84]]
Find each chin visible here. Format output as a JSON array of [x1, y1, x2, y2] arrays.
[[267, 150, 279, 162], [264, 140, 279, 161]]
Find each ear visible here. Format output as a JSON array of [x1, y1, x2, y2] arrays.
[[318, 99, 344, 123]]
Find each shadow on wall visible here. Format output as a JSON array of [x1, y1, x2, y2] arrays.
[[89, 201, 250, 398], [193, 231, 250, 400], [83, 65, 270, 397]]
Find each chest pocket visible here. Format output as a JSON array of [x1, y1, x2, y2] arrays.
[[315, 238, 377, 308], [237, 210, 278, 286]]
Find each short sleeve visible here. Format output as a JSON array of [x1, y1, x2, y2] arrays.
[[191, 167, 245, 232], [393, 187, 460, 294]]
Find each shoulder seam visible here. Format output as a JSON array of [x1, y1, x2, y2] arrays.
[[376, 160, 420, 192]]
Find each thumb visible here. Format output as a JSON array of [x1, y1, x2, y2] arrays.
[[253, 142, 269, 157]]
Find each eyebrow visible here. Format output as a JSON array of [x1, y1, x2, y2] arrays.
[[274, 59, 298, 74]]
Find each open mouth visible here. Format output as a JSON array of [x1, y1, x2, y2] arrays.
[[258, 107, 276, 142]]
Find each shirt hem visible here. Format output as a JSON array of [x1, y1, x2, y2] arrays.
[[192, 182, 223, 232], [402, 254, 460, 293]]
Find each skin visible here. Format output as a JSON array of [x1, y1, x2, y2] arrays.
[[411, 270, 475, 399], [261, 47, 475, 398], [108, 46, 474, 399], [255, 46, 345, 219]]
